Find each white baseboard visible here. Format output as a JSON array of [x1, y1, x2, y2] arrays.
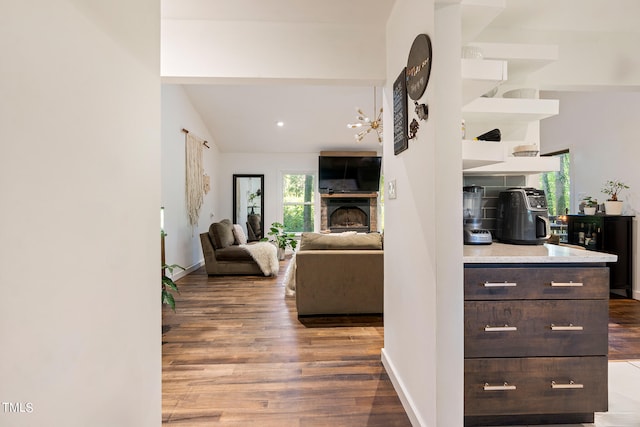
[[381, 348, 424, 427], [170, 260, 203, 281]]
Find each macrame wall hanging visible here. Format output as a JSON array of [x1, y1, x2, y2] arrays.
[[184, 130, 206, 227]]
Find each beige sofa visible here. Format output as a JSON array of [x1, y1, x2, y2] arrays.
[[295, 232, 383, 316]]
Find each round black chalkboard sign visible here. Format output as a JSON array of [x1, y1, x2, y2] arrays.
[[406, 34, 432, 101]]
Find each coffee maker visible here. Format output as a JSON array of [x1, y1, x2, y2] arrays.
[[463, 185, 492, 245], [495, 187, 550, 245]]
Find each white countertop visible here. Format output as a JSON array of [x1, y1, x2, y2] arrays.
[[464, 242, 618, 264]]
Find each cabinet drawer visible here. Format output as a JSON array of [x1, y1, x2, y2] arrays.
[[464, 267, 609, 300], [465, 356, 607, 416], [465, 300, 608, 357]]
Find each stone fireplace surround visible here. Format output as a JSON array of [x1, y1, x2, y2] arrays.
[[320, 193, 378, 233]]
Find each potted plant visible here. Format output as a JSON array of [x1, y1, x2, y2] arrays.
[[602, 180, 629, 215], [247, 188, 261, 214], [162, 263, 184, 311], [581, 196, 598, 215], [263, 221, 297, 260]]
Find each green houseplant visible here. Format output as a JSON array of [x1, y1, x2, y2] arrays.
[[602, 180, 629, 215], [247, 188, 261, 214], [581, 196, 598, 215], [602, 180, 629, 201], [161, 229, 185, 311], [262, 221, 297, 260], [162, 263, 184, 311]]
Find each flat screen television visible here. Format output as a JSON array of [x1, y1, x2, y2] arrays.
[[318, 156, 382, 193]]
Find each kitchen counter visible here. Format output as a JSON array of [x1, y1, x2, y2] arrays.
[[464, 242, 618, 263]]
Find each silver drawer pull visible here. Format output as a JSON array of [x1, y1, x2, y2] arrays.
[[551, 380, 584, 389], [550, 323, 584, 331], [485, 324, 517, 332], [550, 281, 583, 287], [484, 281, 517, 287], [484, 382, 516, 391]]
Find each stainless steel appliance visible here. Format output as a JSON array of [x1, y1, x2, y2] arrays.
[[463, 185, 492, 245], [496, 187, 550, 245]]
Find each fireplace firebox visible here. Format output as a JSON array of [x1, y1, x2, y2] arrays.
[[320, 194, 378, 233]]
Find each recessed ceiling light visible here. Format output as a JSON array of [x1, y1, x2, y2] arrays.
[[276, 121, 284, 127]]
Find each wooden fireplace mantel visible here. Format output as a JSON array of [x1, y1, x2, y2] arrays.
[[319, 150, 377, 157], [320, 192, 378, 199]]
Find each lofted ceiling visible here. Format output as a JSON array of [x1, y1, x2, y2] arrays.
[[183, 84, 385, 153], [161, 0, 640, 153]]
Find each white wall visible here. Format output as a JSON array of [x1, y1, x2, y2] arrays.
[[162, 20, 386, 84], [0, 1, 160, 426], [382, 1, 463, 425], [433, 4, 465, 426], [161, 85, 221, 275], [541, 90, 640, 299], [217, 152, 320, 230]]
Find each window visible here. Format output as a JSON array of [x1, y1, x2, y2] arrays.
[[539, 150, 570, 216], [282, 173, 314, 232], [540, 150, 570, 243]]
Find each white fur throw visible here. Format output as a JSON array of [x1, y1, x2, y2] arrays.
[[283, 253, 296, 297], [240, 242, 279, 276]]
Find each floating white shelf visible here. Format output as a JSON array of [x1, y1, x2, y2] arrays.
[[462, 97, 559, 123], [458, 4, 560, 177], [462, 140, 504, 169], [461, 58, 507, 104], [464, 155, 560, 175], [467, 42, 559, 82]]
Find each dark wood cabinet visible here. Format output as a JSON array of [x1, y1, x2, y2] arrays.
[[465, 357, 607, 418], [464, 264, 609, 426], [566, 215, 633, 297]]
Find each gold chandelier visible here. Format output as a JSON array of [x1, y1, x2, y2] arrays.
[[348, 87, 383, 144]]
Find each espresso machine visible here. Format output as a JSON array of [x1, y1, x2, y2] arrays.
[[463, 185, 492, 245], [495, 187, 550, 245]]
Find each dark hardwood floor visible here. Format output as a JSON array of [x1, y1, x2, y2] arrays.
[[609, 295, 640, 360], [162, 256, 411, 426], [162, 257, 640, 425]]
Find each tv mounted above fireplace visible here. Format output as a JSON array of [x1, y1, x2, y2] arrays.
[[318, 156, 382, 194]]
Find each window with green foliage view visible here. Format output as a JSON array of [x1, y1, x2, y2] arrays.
[[540, 151, 570, 216], [282, 173, 314, 232]]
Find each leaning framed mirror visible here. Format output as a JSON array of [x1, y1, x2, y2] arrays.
[[233, 174, 264, 242]]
